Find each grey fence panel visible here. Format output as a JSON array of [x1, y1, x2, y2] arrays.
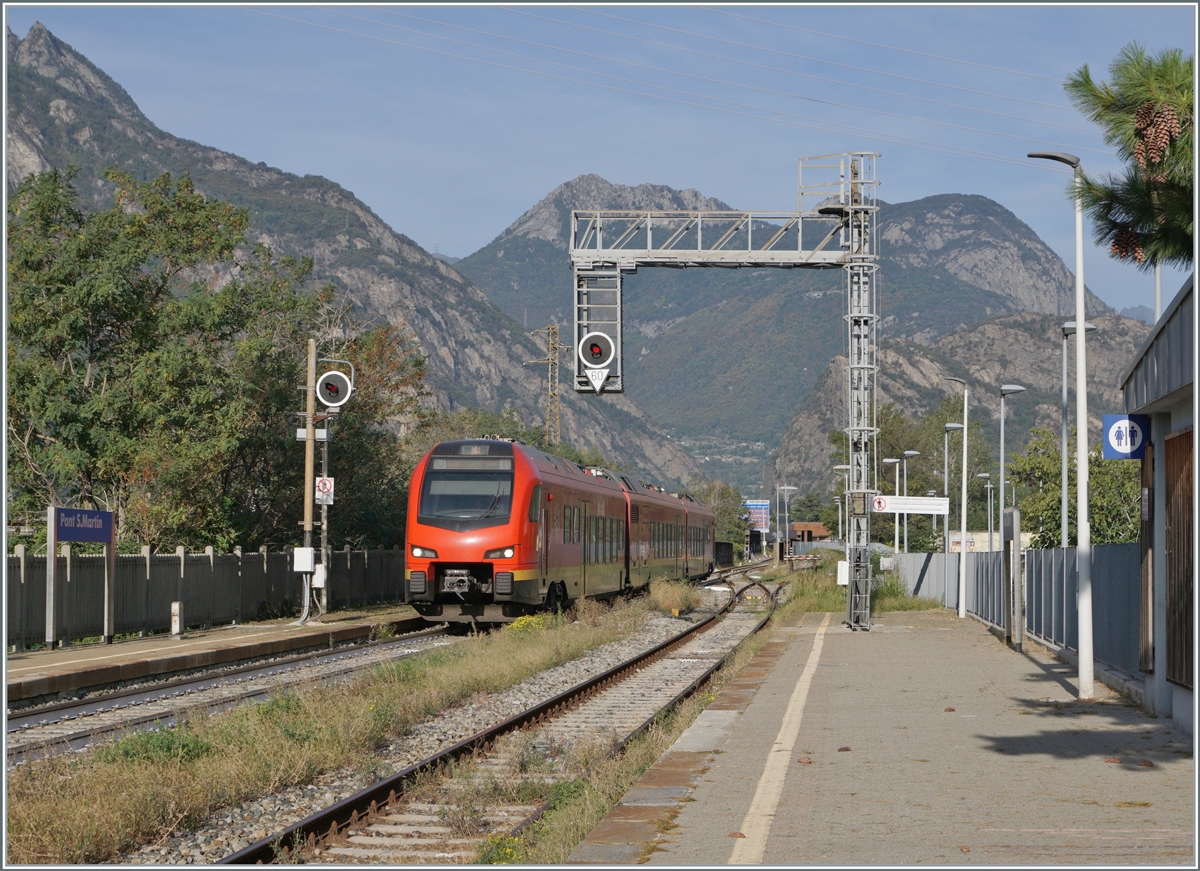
[[113, 556, 150, 637], [147, 556, 181, 634], [6, 553, 47, 648], [66, 554, 107, 642], [1093, 543, 1140, 676], [1025, 544, 1139, 676], [892, 552, 961, 609], [344, 549, 369, 609], [972, 552, 1005, 629], [213, 555, 242, 624]]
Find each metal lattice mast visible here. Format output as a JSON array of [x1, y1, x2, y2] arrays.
[[527, 324, 563, 444], [840, 154, 880, 630]]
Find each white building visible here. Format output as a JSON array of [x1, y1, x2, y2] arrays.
[[1119, 274, 1193, 736]]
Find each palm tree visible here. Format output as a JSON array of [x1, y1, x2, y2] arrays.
[[1065, 43, 1193, 269]]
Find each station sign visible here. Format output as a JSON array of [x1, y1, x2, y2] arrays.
[[871, 495, 949, 516], [53, 507, 113, 543], [1102, 414, 1149, 460], [743, 500, 771, 533]]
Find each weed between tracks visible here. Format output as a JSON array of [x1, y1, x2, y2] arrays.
[[4, 597, 645, 865]]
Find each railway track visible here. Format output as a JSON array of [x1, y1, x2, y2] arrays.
[[6, 619, 453, 768], [219, 572, 781, 864]]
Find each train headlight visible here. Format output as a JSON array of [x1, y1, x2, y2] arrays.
[[484, 546, 516, 560], [410, 545, 438, 559]]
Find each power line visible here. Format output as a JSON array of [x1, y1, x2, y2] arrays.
[[241, 7, 1092, 169], [577, 7, 1078, 113], [371, 8, 1107, 155], [707, 8, 1067, 83], [336, 9, 1104, 159]]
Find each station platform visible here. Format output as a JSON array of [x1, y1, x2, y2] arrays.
[[5, 604, 415, 705], [569, 609, 1195, 866]]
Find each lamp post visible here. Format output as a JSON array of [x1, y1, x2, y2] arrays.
[[1060, 321, 1095, 548], [977, 473, 994, 552], [778, 484, 797, 558], [945, 377, 969, 617], [883, 458, 900, 554], [1000, 384, 1026, 648], [943, 422, 964, 603], [902, 450, 921, 553], [1030, 149, 1093, 698]]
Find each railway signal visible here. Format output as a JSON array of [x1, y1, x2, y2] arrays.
[[577, 331, 615, 394], [317, 370, 353, 407]]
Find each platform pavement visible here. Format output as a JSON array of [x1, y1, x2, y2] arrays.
[[5, 604, 415, 703], [569, 608, 1195, 866]]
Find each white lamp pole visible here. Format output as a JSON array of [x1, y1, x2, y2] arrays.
[[883, 458, 900, 554], [977, 473, 993, 552], [946, 377, 968, 618], [1060, 322, 1095, 548], [902, 450, 920, 553], [1030, 150, 1093, 698]]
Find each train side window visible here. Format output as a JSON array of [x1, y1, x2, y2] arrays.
[[563, 506, 570, 544], [573, 506, 580, 543], [528, 485, 543, 522]]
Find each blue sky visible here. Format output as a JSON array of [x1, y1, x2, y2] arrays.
[[5, 3, 1195, 313]]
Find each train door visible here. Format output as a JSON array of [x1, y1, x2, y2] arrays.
[[539, 507, 548, 578], [580, 502, 590, 597]]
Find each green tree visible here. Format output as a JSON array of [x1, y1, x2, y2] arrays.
[[1065, 43, 1193, 268], [687, 477, 749, 550], [1008, 426, 1141, 549], [7, 167, 426, 552]]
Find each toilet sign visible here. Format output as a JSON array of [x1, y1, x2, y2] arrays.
[[1102, 414, 1149, 460]]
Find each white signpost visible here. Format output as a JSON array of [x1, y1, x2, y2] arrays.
[[871, 495, 949, 516]]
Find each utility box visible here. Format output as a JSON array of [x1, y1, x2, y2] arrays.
[[171, 601, 183, 637], [294, 547, 315, 573]]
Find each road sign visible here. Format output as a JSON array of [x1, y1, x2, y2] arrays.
[[871, 495, 949, 515], [1102, 414, 1149, 460], [315, 476, 335, 505]]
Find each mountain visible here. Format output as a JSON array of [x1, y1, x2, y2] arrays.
[[5, 23, 702, 487], [1120, 304, 1155, 324], [455, 176, 1116, 490], [763, 312, 1153, 497]]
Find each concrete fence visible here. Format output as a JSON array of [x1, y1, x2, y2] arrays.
[[1024, 544, 1140, 677], [6, 545, 405, 651]]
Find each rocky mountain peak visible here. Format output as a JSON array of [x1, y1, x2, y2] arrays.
[[9, 23, 146, 123], [880, 194, 1114, 317], [499, 173, 732, 249]]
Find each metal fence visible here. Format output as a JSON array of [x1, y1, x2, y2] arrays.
[[890, 551, 1004, 628], [1024, 544, 1140, 677], [6, 545, 405, 650]]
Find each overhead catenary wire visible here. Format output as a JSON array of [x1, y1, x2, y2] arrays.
[[508, 7, 1094, 132], [241, 7, 1094, 170], [577, 6, 1079, 113], [706, 7, 1067, 83], [376, 7, 1107, 154]]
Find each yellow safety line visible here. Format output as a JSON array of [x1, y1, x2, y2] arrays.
[[729, 611, 831, 864]]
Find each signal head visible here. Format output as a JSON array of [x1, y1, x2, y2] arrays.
[[316, 370, 353, 407], [577, 331, 615, 369]]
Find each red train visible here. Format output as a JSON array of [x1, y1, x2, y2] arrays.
[[405, 439, 716, 625]]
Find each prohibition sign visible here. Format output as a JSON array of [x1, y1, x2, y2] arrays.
[[315, 477, 335, 505]]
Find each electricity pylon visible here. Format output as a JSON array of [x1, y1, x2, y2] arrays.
[[527, 324, 563, 445]]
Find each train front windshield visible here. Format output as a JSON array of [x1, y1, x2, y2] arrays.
[[418, 456, 514, 531]]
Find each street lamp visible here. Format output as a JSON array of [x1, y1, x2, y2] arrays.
[[1060, 321, 1095, 548], [778, 484, 797, 558], [1030, 149, 1093, 698], [977, 473, 994, 552], [883, 458, 900, 554], [946, 377, 969, 618], [902, 450, 921, 553], [999, 384, 1026, 542]]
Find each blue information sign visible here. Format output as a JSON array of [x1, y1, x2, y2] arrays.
[[54, 507, 114, 543], [1102, 414, 1150, 460]]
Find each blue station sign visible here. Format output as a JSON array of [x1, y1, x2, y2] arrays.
[[1102, 414, 1150, 460], [54, 507, 114, 543]]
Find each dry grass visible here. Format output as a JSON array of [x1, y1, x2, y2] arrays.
[[5, 597, 647, 865], [646, 578, 700, 615]]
